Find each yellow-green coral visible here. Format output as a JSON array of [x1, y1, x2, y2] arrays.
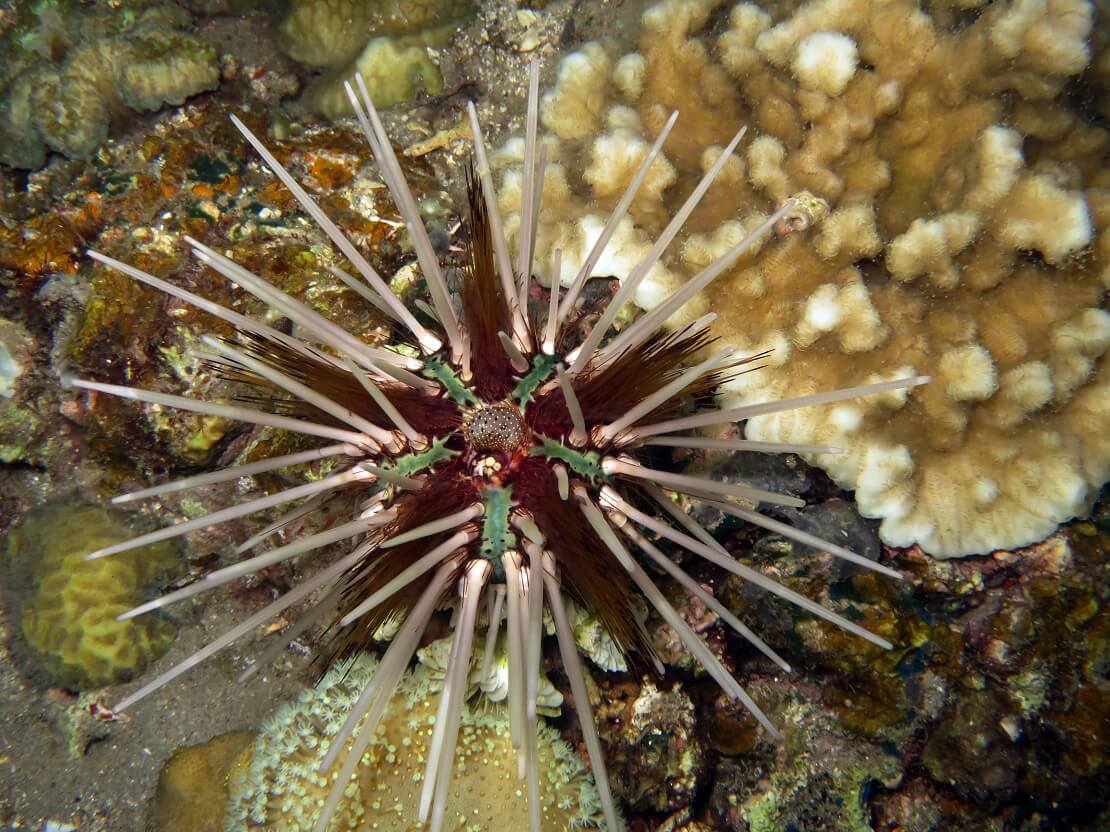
[[151, 731, 256, 832], [8, 501, 177, 689], [0, 1, 219, 168], [226, 653, 604, 830], [276, 0, 474, 118]]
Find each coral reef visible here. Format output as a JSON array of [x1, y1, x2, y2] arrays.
[[276, 0, 475, 118], [0, 0, 220, 169], [6, 501, 176, 689], [225, 654, 604, 830], [494, 0, 1109, 557]]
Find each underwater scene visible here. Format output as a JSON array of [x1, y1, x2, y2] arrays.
[[0, 0, 1107, 829]]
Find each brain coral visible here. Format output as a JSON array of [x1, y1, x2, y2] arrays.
[[0, 0, 220, 169], [7, 501, 176, 689], [494, 0, 1109, 557], [226, 652, 604, 830]]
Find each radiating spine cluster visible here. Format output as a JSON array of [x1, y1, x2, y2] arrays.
[[66, 62, 927, 831]]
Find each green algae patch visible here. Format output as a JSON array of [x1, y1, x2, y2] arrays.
[[7, 501, 177, 690]]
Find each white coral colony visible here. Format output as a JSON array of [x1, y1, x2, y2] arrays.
[[500, 0, 1108, 558]]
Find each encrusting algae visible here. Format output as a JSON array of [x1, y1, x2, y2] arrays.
[[496, 0, 1109, 558]]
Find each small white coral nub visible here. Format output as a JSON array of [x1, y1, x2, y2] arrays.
[[792, 32, 859, 96]]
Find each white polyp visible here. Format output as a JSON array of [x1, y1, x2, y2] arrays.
[[338, 530, 472, 626], [381, 503, 483, 548], [644, 436, 844, 455], [341, 355, 427, 449], [556, 364, 587, 447], [230, 111, 442, 354], [313, 562, 457, 832], [541, 554, 623, 832], [604, 457, 804, 508], [467, 101, 531, 345], [616, 519, 792, 673], [578, 491, 782, 740], [543, 248, 563, 355], [83, 467, 368, 560], [119, 517, 372, 620], [111, 443, 357, 504], [567, 124, 748, 376], [629, 375, 932, 439], [599, 200, 795, 365], [347, 77, 462, 358], [558, 110, 680, 324], [202, 335, 396, 447], [633, 486, 892, 649], [599, 348, 733, 443], [114, 541, 373, 712]]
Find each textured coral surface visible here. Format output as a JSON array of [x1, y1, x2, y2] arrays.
[[0, 0, 220, 168], [6, 501, 176, 689], [225, 654, 603, 831], [277, 0, 475, 118], [501, 0, 1109, 557]]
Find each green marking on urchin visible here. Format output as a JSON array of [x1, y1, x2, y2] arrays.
[[529, 436, 606, 481], [386, 435, 458, 478], [423, 359, 478, 407], [512, 354, 556, 407], [480, 486, 516, 580]]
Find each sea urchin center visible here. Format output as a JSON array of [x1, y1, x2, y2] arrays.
[[463, 402, 528, 455]]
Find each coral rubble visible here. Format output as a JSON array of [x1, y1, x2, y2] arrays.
[[0, 0, 220, 169], [6, 501, 176, 689], [496, 0, 1109, 557]]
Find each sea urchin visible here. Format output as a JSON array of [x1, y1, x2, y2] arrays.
[[65, 64, 928, 831]]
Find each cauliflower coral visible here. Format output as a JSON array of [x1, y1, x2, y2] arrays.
[[494, 0, 1108, 557]]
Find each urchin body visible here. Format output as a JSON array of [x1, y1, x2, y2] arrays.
[[67, 66, 926, 831]]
